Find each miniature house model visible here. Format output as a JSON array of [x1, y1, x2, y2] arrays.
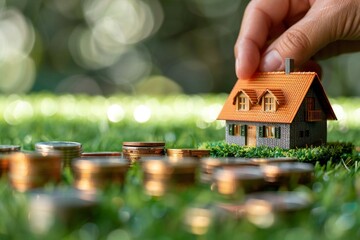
[[217, 59, 337, 149]]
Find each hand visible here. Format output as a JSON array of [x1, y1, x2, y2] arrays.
[[234, 0, 360, 79]]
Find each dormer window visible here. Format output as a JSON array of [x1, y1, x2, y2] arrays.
[[258, 89, 285, 112], [237, 93, 248, 111], [233, 89, 257, 111], [264, 95, 275, 112]]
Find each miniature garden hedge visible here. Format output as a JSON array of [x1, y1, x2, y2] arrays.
[[202, 141, 357, 165]]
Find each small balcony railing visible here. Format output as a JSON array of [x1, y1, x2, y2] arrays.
[[306, 110, 322, 122]]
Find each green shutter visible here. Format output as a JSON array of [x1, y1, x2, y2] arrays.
[[258, 126, 264, 137], [228, 124, 234, 135], [241, 125, 247, 137], [275, 127, 281, 139]]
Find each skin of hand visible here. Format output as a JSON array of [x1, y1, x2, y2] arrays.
[[234, 0, 360, 80]]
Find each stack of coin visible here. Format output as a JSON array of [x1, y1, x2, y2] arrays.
[[142, 159, 172, 196], [9, 152, 62, 192], [72, 157, 129, 191], [82, 152, 122, 157], [250, 157, 298, 165], [244, 191, 312, 226], [260, 162, 314, 189], [0, 155, 10, 177], [167, 149, 210, 159], [35, 141, 82, 168], [213, 167, 266, 195], [28, 188, 99, 234], [170, 157, 199, 187], [0, 145, 21, 154], [142, 158, 198, 196], [215, 191, 312, 223], [200, 157, 255, 183], [122, 142, 165, 163], [183, 207, 213, 235], [0, 145, 20, 177]]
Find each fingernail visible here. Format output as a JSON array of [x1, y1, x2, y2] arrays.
[[260, 50, 282, 72]]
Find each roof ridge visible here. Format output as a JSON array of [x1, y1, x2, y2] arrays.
[[253, 71, 317, 75]]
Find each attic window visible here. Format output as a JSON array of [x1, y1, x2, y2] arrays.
[[258, 89, 285, 112], [237, 94, 248, 111], [264, 95, 275, 112], [233, 89, 257, 111]]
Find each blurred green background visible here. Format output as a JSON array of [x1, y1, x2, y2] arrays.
[[0, 0, 359, 96]]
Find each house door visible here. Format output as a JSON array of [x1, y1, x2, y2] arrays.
[[246, 125, 256, 147]]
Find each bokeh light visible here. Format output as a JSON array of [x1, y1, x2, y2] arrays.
[[107, 104, 125, 123], [133, 104, 152, 123], [4, 99, 34, 125], [0, 8, 36, 93]]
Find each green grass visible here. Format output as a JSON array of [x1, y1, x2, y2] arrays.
[[0, 93, 359, 239]]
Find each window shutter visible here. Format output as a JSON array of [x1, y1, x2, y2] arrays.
[[228, 124, 234, 135], [241, 125, 247, 136], [275, 127, 281, 139], [258, 126, 264, 137]]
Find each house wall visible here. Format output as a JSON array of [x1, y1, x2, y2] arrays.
[[290, 87, 327, 148], [225, 121, 291, 149]]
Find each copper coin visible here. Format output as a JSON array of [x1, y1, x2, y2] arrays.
[[72, 157, 129, 190], [122, 142, 165, 147], [245, 191, 312, 213], [201, 157, 254, 174], [82, 152, 122, 157], [167, 149, 210, 158], [213, 167, 266, 195], [260, 162, 314, 186], [28, 189, 99, 233], [250, 157, 297, 165], [9, 152, 62, 192]]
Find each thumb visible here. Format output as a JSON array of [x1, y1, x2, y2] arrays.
[[259, 4, 336, 71]]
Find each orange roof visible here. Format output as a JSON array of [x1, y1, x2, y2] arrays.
[[217, 72, 337, 123]]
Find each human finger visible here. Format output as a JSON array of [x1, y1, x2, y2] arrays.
[[259, 0, 360, 72], [235, 0, 310, 79]]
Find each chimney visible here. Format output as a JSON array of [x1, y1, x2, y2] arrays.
[[285, 58, 294, 74]]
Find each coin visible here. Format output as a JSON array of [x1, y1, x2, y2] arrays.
[[35, 141, 82, 168], [260, 162, 314, 188], [141, 157, 198, 196], [28, 188, 99, 234], [122, 141, 165, 163], [81, 152, 122, 157], [72, 157, 129, 191], [123, 142, 165, 147], [183, 207, 213, 235], [0, 154, 11, 177], [167, 149, 210, 158], [0, 145, 21, 153], [213, 167, 266, 195], [200, 157, 255, 184], [250, 157, 298, 165], [9, 152, 62, 192], [244, 191, 312, 227]]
